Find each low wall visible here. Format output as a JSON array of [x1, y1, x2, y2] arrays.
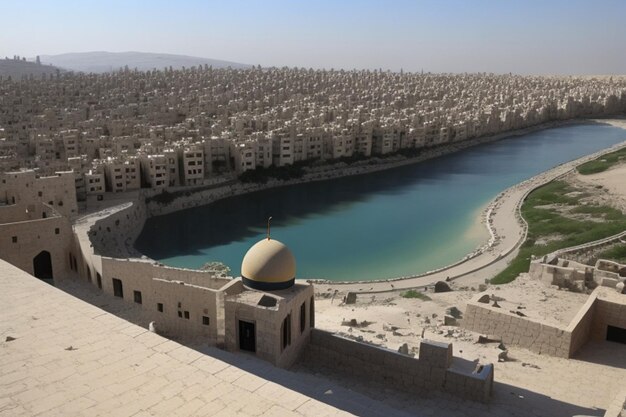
[[302, 329, 493, 402], [463, 302, 572, 358], [463, 287, 625, 358]]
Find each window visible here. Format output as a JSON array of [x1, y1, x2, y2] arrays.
[[184, 311, 190, 319], [38, 191, 42, 197], [12, 236, 17, 243], [202, 316, 210, 326], [112, 278, 123, 298], [300, 302, 306, 333], [55, 228, 60, 235], [157, 303, 164, 312], [281, 314, 291, 350], [133, 290, 142, 304], [310, 296, 315, 328], [178, 311, 183, 318], [96, 273, 102, 289]]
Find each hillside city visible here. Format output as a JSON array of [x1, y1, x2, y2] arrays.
[[1, 65, 626, 205]]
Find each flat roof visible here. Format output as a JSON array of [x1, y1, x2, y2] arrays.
[[0, 259, 368, 416]]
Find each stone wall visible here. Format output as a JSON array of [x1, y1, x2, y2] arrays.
[[463, 302, 572, 357], [98, 257, 232, 344], [224, 284, 314, 368], [88, 199, 148, 259], [0, 206, 74, 282], [463, 288, 626, 358], [302, 329, 494, 403], [566, 293, 597, 356], [590, 296, 626, 341]]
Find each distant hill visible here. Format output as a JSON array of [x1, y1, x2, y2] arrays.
[[0, 58, 64, 80], [39, 51, 250, 73]]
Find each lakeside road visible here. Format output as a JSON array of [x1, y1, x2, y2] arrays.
[[307, 119, 626, 294]]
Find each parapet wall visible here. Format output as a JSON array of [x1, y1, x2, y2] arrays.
[[88, 199, 148, 259], [302, 329, 494, 403]]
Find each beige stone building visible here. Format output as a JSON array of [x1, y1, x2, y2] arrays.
[[103, 157, 141, 192], [0, 169, 78, 218]]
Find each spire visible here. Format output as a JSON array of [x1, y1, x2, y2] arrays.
[[266, 216, 273, 240]]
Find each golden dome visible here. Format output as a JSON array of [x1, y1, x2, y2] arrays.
[[241, 238, 296, 290]]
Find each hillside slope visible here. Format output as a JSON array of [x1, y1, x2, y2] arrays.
[[40, 51, 250, 73]]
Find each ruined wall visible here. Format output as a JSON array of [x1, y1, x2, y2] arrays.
[[464, 288, 626, 358], [302, 329, 493, 403], [463, 302, 572, 358]]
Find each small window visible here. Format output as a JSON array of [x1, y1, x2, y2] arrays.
[[184, 311, 190, 319], [112, 278, 123, 298], [178, 311, 183, 318], [12, 236, 17, 243], [38, 191, 42, 197], [282, 314, 291, 350], [96, 274, 102, 289], [202, 316, 210, 326], [55, 228, 60, 235], [300, 302, 306, 333], [157, 303, 164, 312], [310, 296, 315, 328], [133, 290, 142, 304]]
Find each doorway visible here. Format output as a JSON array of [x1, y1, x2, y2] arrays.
[[239, 320, 256, 352], [33, 251, 53, 281], [607, 325, 626, 344]]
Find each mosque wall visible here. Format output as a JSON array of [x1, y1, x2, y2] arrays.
[[224, 284, 314, 368], [302, 330, 493, 402]]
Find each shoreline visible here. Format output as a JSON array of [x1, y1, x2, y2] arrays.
[[81, 117, 626, 290], [313, 128, 626, 292], [143, 117, 597, 218]]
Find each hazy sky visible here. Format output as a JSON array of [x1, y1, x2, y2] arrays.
[[2, 0, 625, 74]]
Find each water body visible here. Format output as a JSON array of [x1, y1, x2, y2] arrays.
[[136, 123, 626, 281]]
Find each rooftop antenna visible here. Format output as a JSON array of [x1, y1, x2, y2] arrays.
[[266, 216, 273, 240]]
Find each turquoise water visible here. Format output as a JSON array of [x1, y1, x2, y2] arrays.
[[135, 123, 626, 281]]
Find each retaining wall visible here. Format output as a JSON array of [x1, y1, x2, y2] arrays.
[[302, 329, 493, 402]]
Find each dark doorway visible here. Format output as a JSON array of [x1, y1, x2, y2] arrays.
[[96, 273, 102, 289], [607, 325, 626, 344], [33, 251, 53, 282], [112, 278, 124, 298], [238, 320, 256, 352]]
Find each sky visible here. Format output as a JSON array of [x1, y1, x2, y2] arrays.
[[1, 0, 625, 75]]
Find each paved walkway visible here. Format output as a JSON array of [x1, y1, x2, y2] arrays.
[[0, 259, 404, 417]]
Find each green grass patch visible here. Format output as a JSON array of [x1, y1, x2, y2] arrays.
[[577, 147, 626, 175], [596, 244, 626, 264], [491, 180, 626, 285], [400, 289, 431, 300]]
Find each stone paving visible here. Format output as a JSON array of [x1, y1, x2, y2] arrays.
[[0, 259, 410, 417], [2, 259, 625, 417]]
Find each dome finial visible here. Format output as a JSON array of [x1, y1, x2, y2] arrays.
[[266, 216, 273, 240]]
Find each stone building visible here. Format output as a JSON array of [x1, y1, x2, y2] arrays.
[[0, 169, 78, 218]]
